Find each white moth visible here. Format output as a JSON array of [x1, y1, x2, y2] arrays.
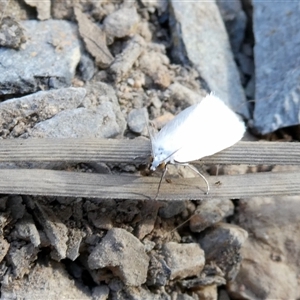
[[149, 93, 245, 197]]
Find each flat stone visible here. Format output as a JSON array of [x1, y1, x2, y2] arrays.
[[74, 6, 113, 68], [169, 1, 249, 118], [253, 2, 300, 133], [88, 228, 149, 286], [228, 196, 300, 299], [27, 102, 122, 138], [199, 223, 248, 280], [189, 199, 234, 232], [161, 242, 205, 280], [0, 20, 81, 96], [0, 87, 86, 138]]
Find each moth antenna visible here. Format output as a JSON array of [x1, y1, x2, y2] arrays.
[[154, 164, 168, 200], [185, 164, 210, 195]]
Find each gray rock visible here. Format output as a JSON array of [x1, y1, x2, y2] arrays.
[[24, 0, 51, 20], [147, 254, 171, 287], [0, 237, 9, 263], [0, 17, 26, 49], [33, 203, 68, 261], [161, 242, 205, 280], [109, 35, 146, 82], [120, 285, 169, 300], [0, 196, 8, 211], [159, 200, 186, 219], [103, 7, 140, 40], [0, 213, 11, 235], [139, 49, 171, 89], [0, 87, 86, 138], [92, 285, 110, 300], [88, 228, 149, 286], [1, 259, 92, 299], [74, 6, 114, 68], [181, 263, 226, 289], [84, 82, 127, 135], [108, 278, 124, 292], [237, 52, 254, 77], [79, 53, 96, 82], [189, 199, 234, 232], [253, 2, 300, 134], [127, 108, 147, 134], [173, 294, 196, 300], [66, 228, 85, 261], [169, 1, 249, 118], [7, 244, 38, 278], [143, 239, 156, 252], [88, 211, 113, 231], [27, 102, 121, 138], [216, 0, 247, 55], [193, 285, 218, 300], [245, 75, 255, 99], [7, 195, 25, 220], [134, 200, 161, 240], [140, 0, 169, 15], [14, 213, 41, 247], [228, 196, 300, 300], [168, 82, 205, 109], [0, 20, 81, 96], [199, 223, 248, 280]]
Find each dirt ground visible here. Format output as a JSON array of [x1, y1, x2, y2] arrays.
[[0, 1, 300, 299]]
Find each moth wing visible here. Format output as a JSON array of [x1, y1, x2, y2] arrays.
[[172, 95, 245, 163], [151, 103, 200, 157]]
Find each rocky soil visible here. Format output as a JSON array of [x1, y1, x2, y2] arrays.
[[0, 1, 300, 299]]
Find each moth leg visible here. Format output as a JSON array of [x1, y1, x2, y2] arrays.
[[181, 163, 210, 195], [154, 164, 168, 200]]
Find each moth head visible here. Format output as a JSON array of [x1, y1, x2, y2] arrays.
[[150, 147, 165, 171], [151, 146, 182, 171]]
